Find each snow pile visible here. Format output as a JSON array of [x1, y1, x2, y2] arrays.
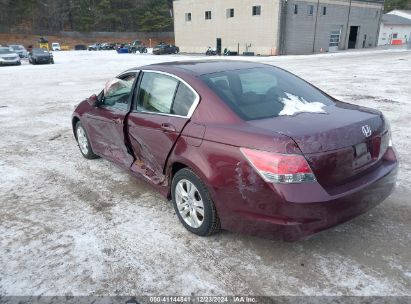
[[279, 92, 327, 116]]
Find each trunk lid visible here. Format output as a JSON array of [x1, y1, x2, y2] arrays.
[[247, 103, 389, 189], [247, 103, 385, 153]]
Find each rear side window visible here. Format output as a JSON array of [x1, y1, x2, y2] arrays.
[[200, 67, 334, 120], [172, 83, 196, 116]]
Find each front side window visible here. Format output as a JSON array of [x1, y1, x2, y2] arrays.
[[201, 67, 334, 120], [137, 72, 178, 114], [205, 11, 212, 20], [136, 72, 196, 116], [100, 74, 136, 111], [252, 5, 261, 16]]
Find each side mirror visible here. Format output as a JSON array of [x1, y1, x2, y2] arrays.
[[87, 94, 99, 106]]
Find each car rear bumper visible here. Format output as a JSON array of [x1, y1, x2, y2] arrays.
[[217, 148, 398, 241]]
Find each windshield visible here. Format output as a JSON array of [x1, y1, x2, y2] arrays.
[[200, 67, 334, 120], [33, 48, 49, 54], [0, 48, 13, 54], [11, 45, 23, 50]]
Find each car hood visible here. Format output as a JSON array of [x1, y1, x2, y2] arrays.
[[246, 102, 385, 153]]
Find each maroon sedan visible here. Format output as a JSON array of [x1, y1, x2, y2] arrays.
[[72, 61, 398, 241]]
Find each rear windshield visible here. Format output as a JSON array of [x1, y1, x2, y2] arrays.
[[200, 67, 334, 120]]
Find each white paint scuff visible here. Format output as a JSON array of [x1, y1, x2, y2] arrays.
[[279, 92, 327, 116]]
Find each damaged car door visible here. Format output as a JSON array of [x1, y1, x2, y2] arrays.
[[84, 72, 137, 167], [127, 71, 199, 184]]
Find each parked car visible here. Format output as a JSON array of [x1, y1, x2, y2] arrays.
[[101, 43, 115, 50], [88, 43, 101, 51], [72, 61, 398, 241], [129, 40, 147, 53], [0, 47, 21, 65], [28, 48, 54, 64], [116, 43, 131, 54], [8, 44, 28, 58], [153, 43, 179, 55], [51, 42, 61, 51], [74, 44, 87, 51]]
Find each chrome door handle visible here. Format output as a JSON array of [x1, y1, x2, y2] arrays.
[[161, 123, 176, 132]]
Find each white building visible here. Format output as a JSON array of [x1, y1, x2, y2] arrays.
[[378, 13, 411, 45]]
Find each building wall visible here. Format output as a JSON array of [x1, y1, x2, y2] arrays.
[[173, 0, 281, 55], [173, 0, 382, 55], [378, 24, 411, 45], [283, 0, 383, 55]]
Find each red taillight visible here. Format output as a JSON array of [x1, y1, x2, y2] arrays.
[[240, 148, 316, 184]]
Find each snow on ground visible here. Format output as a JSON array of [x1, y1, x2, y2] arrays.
[[0, 49, 410, 296]]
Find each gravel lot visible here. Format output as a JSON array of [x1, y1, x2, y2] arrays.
[[0, 49, 410, 296]]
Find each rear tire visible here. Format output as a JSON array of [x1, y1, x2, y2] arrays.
[[75, 121, 99, 159], [172, 168, 220, 236]]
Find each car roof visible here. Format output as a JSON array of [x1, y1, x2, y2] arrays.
[[131, 60, 267, 76]]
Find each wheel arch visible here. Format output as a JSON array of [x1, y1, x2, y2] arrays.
[[165, 149, 215, 201], [72, 116, 80, 139]]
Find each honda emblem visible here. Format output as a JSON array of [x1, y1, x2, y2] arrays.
[[362, 125, 372, 137]]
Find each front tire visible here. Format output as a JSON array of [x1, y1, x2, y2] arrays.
[[172, 168, 220, 236], [75, 121, 98, 159]]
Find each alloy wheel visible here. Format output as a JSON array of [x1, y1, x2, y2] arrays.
[[175, 179, 205, 228], [76, 125, 89, 155]]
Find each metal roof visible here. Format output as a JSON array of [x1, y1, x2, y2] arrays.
[[382, 14, 411, 25]]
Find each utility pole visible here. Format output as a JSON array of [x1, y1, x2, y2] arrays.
[[312, 0, 320, 53], [344, 0, 353, 49]]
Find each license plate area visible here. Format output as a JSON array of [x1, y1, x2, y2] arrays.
[[353, 143, 372, 169]]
